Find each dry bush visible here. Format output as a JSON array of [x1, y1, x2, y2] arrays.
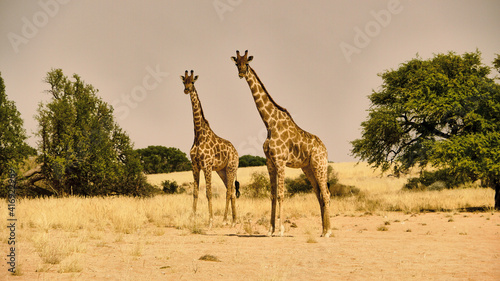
[[199, 254, 221, 262], [244, 171, 271, 198]]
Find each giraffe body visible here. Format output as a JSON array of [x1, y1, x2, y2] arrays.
[[232, 51, 331, 237], [181, 70, 239, 228]]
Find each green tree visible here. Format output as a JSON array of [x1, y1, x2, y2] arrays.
[[135, 145, 191, 174], [351, 51, 500, 209], [36, 69, 153, 196], [238, 155, 267, 167], [0, 72, 34, 179]]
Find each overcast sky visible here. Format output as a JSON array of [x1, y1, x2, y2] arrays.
[[1, 0, 499, 162]]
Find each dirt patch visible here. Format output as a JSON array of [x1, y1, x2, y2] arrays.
[[2, 212, 499, 280]]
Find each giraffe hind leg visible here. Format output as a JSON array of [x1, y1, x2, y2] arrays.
[[226, 164, 238, 227], [303, 164, 331, 237], [312, 158, 332, 237], [217, 169, 230, 225]]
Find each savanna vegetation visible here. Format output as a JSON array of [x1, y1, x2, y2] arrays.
[[351, 51, 500, 209], [0, 72, 36, 197], [238, 155, 267, 167], [136, 145, 191, 174], [1, 53, 499, 279]]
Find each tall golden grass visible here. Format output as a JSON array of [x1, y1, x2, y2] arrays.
[[1, 163, 493, 237], [0, 162, 495, 276]]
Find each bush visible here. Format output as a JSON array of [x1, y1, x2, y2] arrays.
[[327, 166, 360, 197], [329, 182, 360, 197], [245, 171, 271, 198], [162, 180, 181, 194], [285, 174, 311, 196], [285, 165, 359, 197], [403, 169, 470, 191], [239, 155, 267, 167]]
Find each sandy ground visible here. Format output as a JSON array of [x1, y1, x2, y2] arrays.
[[2, 211, 499, 280]]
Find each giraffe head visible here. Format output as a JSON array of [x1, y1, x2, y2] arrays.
[[231, 50, 253, 79], [180, 70, 198, 94]]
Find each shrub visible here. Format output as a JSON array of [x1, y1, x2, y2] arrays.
[[329, 183, 360, 197], [245, 171, 271, 198], [162, 180, 179, 194], [403, 169, 470, 191], [285, 174, 311, 196], [285, 165, 359, 197]]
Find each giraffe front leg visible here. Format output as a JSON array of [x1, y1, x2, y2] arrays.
[[276, 163, 286, 237], [192, 167, 201, 220], [204, 167, 214, 229]]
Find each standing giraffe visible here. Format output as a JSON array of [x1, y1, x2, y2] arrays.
[[180, 70, 240, 228], [231, 51, 331, 237]]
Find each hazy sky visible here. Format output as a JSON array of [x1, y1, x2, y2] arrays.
[[1, 0, 499, 162]]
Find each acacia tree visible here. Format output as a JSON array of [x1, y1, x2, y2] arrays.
[[351, 51, 500, 209], [36, 69, 152, 196]]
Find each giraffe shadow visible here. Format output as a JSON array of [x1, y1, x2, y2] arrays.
[[199, 233, 293, 238], [225, 234, 294, 238]]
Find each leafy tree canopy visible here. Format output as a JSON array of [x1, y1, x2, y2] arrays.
[[0, 72, 35, 178], [36, 69, 153, 196], [351, 51, 500, 208], [136, 145, 191, 174]]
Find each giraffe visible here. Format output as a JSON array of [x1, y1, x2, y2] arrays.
[[231, 51, 332, 237], [180, 70, 240, 228]]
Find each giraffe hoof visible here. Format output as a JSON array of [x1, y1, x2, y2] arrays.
[[321, 230, 332, 238]]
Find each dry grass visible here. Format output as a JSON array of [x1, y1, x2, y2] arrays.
[[0, 162, 495, 276], [1, 163, 494, 238]]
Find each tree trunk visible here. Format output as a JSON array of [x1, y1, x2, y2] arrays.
[[2, 164, 54, 197], [495, 181, 500, 210]]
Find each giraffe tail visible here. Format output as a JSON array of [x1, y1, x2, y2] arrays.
[[235, 176, 240, 198]]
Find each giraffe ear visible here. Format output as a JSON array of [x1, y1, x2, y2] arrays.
[[248, 56, 253, 62], [231, 56, 237, 63], [180, 75, 184, 81], [194, 75, 198, 81]]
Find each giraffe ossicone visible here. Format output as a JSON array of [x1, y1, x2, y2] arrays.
[[231, 51, 332, 237]]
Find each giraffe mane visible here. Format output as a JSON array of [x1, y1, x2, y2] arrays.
[[249, 66, 298, 125], [193, 88, 210, 128]]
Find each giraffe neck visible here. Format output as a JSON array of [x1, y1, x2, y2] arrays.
[[245, 66, 291, 128], [189, 88, 210, 139]]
